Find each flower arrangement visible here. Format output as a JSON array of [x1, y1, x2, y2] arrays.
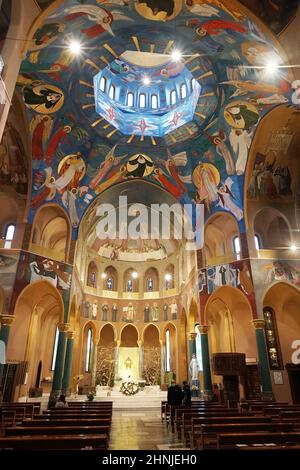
[[191, 385, 199, 391]]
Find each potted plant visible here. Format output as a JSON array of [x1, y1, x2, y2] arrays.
[[86, 391, 95, 402]]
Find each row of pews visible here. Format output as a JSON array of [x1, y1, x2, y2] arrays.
[[0, 401, 113, 450], [162, 400, 300, 451]]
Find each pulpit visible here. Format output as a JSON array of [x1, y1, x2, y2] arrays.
[[212, 353, 246, 406]]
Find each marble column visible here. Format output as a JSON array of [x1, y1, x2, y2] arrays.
[[114, 340, 121, 380], [252, 319, 274, 400], [159, 340, 164, 387], [137, 340, 143, 380], [61, 330, 76, 395], [0, 314, 15, 381], [48, 322, 69, 407], [199, 325, 213, 400]]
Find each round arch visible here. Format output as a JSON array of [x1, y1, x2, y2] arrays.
[[204, 286, 256, 359], [7, 280, 63, 399], [204, 212, 241, 266]]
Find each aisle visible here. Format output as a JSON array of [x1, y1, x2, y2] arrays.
[[109, 409, 189, 450]]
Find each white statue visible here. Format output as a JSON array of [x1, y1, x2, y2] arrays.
[[92, 301, 98, 319], [170, 300, 178, 320], [189, 353, 200, 380], [96, 384, 101, 397]]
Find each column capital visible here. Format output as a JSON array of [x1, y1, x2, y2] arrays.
[[0, 314, 15, 326], [58, 322, 70, 333], [67, 330, 76, 340], [189, 332, 197, 340], [252, 319, 266, 329], [199, 325, 210, 334], [137, 340, 143, 347]]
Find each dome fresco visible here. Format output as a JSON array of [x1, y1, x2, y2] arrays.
[[18, 0, 292, 239]]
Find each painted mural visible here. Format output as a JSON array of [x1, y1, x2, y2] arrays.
[[10, 251, 73, 318], [0, 252, 20, 314], [18, 0, 292, 238], [0, 98, 29, 194], [198, 258, 257, 316], [250, 258, 300, 312]]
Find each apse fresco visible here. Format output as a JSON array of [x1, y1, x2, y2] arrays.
[[198, 259, 258, 316], [18, 0, 292, 238], [10, 251, 73, 318]]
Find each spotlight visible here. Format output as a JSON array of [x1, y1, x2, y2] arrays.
[[264, 61, 279, 75], [101, 273, 107, 279], [142, 76, 151, 86], [68, 40, 82, 55], [171, 50, 182, 62], [165, 274, 172, 282], [290, 244, 297, 252], [132, 271, 138, 279]]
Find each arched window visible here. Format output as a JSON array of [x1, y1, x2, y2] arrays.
[[106, 277, 113, 290], [195, 325, 203, 371], [233, 236, 241, 255], [191, 78, 196, 90], [127, 92, 134, 107], [170, 90, 176, 105], [85, 328, 93, 372], [127, 279, 133, 292], [51, 327, 59, 371], [4, 223, 15, 248], [165, 329, 171, 372], [146, 278, 153, 292], [254, 234, 262, 250], [151, 94, 158, 109], [139, 93, 146, 108], [180, 83, 187, 99], [263, 307, 283, 370], [100, 76, 107, 92], [109, 84, 116, 100], [91, 272, 96, 288]]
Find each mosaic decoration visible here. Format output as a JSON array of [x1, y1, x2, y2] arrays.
[[18, 0, 292, 239]]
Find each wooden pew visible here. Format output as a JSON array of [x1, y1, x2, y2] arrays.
[[172, 408, 242, 435], [216, 432, 300, 450], [22, 418, 111, 427], [186, 415, 272, 447], [196, 422, 295, 450], [0, 434, 108, 450], [39, 413, 112, 420], [4, 425, 110, 437]]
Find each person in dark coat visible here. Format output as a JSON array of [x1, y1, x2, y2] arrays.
[[182, 381, 192, 406], [167, 381, 183, 430]]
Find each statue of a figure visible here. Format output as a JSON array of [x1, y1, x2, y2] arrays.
[[83, 301, 90, 318], [152, 303, 159, 322], [102, 304, 109, 321], [127, 303, 134, 322], [112, 304, 118, 322], [144, 304, 150, 323], [163, 304, 168, 321], [96, 384, 101, 397], [170, 300, 178, 320], [189, 353, 200, 380], [92, 301, 98, 319]]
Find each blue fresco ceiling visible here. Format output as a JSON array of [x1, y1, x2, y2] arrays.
[[93, 51, 201, 137], [18, 0, 292, 239]]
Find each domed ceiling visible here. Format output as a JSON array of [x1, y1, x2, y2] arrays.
[[19, 0, 292, 240]]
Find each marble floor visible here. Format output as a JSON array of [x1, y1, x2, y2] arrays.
[[109, 409, 188, 450]]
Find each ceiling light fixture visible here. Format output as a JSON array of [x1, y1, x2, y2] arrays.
[[171, 50, 182, 62], [68, 40, 82, 55], [142, 76, 151, 86], [132, 271, 138, 279], [165, 274, 172, 282], [290, 244, 297, 252], [101, 273, 107, 279]]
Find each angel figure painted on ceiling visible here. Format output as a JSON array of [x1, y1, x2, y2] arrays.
[[216, 178, 244, 221], [192, 162, 220, 210]]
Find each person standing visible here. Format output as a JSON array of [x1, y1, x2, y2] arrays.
[[182, 381, 191, 407], [167, 380, 183, 430]]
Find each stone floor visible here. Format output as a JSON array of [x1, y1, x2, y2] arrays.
[[109, 409, 189, 450]]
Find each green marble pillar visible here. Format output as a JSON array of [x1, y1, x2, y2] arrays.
[[199, 325, 213, 399], [0, 315, 15, 381], [62, 330, 76, 394], [48, 322, 69, 407], [252, 319, 274, 400]]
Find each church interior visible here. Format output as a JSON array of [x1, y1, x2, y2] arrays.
[[1, 0, 300, 454]]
